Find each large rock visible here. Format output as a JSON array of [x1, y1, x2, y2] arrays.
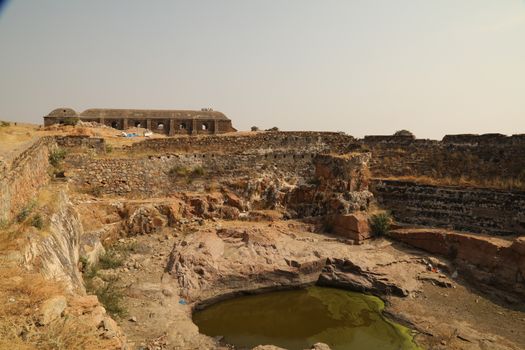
[[389, 228, 525, 297], [330, 211, 371, 242], [124, 205, 167, 235], [38, 295, 67, 325], [80, 231, 106, 266], [223, 190, 245, 211], [166, 221, 428, 302]]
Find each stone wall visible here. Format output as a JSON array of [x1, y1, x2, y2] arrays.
[[64, 151, 373, 220], [65, 152, 317, 197], [55, 135, 106, 152], [363, 134, 525, 183], [0, 137, 55, 221], [372, 179, 525, 236], [128, 132, 360, 154]]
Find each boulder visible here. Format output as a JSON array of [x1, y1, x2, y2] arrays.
[[125, 205, 167, 235], [223, 191, 244, 210], [330, 212, 371, 242], [80, 231, 106, 266], [218, 205, 240, 220], [38, 295, 67, 325]]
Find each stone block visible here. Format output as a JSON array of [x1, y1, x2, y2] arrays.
[[331, 212, 371, 242]]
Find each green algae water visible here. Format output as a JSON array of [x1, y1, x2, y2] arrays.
[[193, 286, 420, 350]]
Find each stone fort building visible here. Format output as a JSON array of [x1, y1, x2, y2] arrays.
[[43, 108, 237, 135]]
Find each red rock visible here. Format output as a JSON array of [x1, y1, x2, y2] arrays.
[[331, 212, 371, 242], [223, 191, 244, 210], [389, 228, 524, 296]]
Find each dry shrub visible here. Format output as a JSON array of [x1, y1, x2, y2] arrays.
[[0, 267, 107, 350], [0, 267, 63, 321]]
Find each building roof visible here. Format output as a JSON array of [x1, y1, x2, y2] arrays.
[[44, 108, 231, 121], [78, 108, 230, 120]]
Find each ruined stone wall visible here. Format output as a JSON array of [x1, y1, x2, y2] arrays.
[[55, 135, 106, 152], [65, 152, 317, 197], [0, 137, 56, 221], [128, 132, 360, 154], [372, 179, 525, 236], [363, 134, 525, 183]]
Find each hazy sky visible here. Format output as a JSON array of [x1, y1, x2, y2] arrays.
[[0, 0, 524, 138]]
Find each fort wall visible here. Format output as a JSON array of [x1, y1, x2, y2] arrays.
[[56, 133, 525, 236], [128, 131, 360, 154], [372, 179, 525, 236], [0, 137, 56, 221], [65, 152, 317, 197], [363, 134, 525, 183]]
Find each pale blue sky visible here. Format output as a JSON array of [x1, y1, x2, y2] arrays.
[[0, 0, 524, 138]]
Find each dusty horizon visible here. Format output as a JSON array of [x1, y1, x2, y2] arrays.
[[0, 0, 524, 138]]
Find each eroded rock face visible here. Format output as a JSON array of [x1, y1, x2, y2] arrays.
[[23, 190, 84, 291], [389, 228, 525, 297], [166, 222, 428, 303]]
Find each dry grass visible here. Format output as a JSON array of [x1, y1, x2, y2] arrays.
[[0, 123, 39, 161], [381, 175, 525, 191], [0, 267, 107, 350]]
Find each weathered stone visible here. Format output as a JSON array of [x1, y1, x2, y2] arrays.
[[38, 296, 67, 325], [330, 211, 371, 242], [389, 228, 525, 297], [80, 231, 106, 266]]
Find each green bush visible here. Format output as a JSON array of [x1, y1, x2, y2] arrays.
[[191, 166, 206, 177], [30, 214, 44, 229], [98, 250, 124, 269], [49, 148, 67, 167], [81, 258, 127, 318], [370, 212, 392, 237], [89, 186, 103, 197], [169, 165, 206, 179], [16, 202, 36, 223], [0, 218, 9, 230], [393, 129, 414, 137], [322, 220, 334, 234], [168, 165, 190, 177], [307, 177, 321, 186], [63, 117, 80, 126], [95, 281, 127, 318], [0, 121, 10, 127]]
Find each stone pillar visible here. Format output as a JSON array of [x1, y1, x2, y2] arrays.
[[146, 119, 152, 130], [191, 118, 197, 135], [214, 120, 219, 134], [169, 119, 175, 136], [122, 118, 128, 130]]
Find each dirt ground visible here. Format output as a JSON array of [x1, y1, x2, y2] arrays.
[[100, 219, 525, 350], [388, 278, 525, 349]]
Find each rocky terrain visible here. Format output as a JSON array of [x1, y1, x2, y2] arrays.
[[0, 125, 524, 350], [97, 215, 524, 350]]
